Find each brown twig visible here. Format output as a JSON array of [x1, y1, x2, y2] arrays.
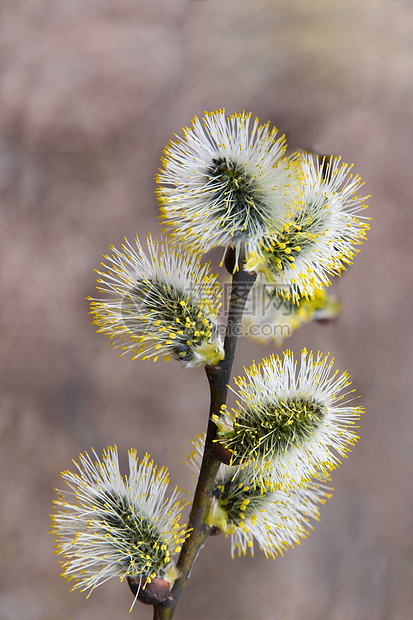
[[153, 252, 256, 619]]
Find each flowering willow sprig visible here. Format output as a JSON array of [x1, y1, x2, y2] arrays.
[[242, 285, 342, 345], [246, 153, 370, 301], [51, 447, 187, 604], [156, 109, 302, 265], [214, 349, 363, 488], [89, 234, 224, 367], [187, 436, 332, 559]]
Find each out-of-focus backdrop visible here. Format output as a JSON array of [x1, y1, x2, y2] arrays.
[[1, 1, 412, 619]]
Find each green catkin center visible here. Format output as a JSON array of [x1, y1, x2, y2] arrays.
[[233, 396, 325, 458], [208, 158, 270, 234], [213, 480, 267, 527], [261, 192, 331, 273], [122, 278, 214, 361], [97, 492, 171, 576]]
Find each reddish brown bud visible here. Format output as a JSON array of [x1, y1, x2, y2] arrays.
[[214, 441, 233, 465], [209, 525, 223, 536], [127, 576, 170, 606], [223, 246, 236, 274], [214, 441, 243, 466]]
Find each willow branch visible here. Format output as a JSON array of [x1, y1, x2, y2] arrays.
[[153, 256, 256, 619]]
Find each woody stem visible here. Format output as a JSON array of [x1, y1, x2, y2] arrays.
[[153, 253, 256, 619]]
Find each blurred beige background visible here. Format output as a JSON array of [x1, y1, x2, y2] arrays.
[[0, 1, 412, 619]]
